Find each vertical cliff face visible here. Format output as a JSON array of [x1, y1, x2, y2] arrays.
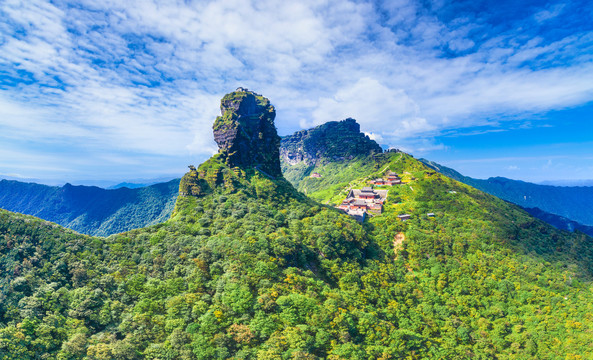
[[212, 89, 282, 177], [280, 118, 383, 166], [179, 89, 282, 198]]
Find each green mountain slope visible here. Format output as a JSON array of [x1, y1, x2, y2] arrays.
[[280, 118, 383, 186], [0, 179, 179, 236], [1, 90, 593, 359], [521, 207, 593, 237], [420, 159, 593, 226]]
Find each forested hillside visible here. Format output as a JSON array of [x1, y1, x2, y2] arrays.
[[1, 89, 592, 359], [280, 118, 383, 186], [521, 207, 593, 237], [420, 159, 593, 226], [0, 179, 179, 236]]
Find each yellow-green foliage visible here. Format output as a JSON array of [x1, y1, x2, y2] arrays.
[[285, 153, 392, 203], [294, 152, 427, 205], [1, 153, 593, 359]]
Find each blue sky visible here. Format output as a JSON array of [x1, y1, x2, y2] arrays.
[[1, 0, 592, 185]]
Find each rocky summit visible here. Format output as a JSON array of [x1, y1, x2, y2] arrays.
[[179, 88, 282, 198], [280, 118, 383, 166], [213, 88, 281, 177]]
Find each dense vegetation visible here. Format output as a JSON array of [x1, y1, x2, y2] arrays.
[[0, 179, 179, 236], [420, 159, 593, 226], [2, 90, 592, 358], [521, 207, 593, 237], [1, 151, 592, 359], [280, 118, 382, 186]]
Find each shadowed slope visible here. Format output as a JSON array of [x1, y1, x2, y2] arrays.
[[0, 179, 179, 236]]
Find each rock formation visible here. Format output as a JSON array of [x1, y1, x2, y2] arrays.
[[280, 118, 383, 166], [213, 88, 282, 177], [179, 88, 282, 197]]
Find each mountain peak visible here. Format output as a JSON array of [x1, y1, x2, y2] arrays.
[[179, 89, 283, 198], [213, 88, 281, 177], [280, 118, 382, 166]]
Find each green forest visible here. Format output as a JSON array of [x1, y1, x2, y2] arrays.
[[2, 151, 592, 359], [0, 179, 179, 236]]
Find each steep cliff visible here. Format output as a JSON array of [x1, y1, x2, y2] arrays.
[[280, 118, 382, 166], [179, 89, 283, 199], [213, 88, 281, 177], [280, 118, 385, 189]]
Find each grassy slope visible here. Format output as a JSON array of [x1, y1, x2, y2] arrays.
[[286, 152, 425, 205], [420, 159, 593, 226], [1, 153, 592, 359]]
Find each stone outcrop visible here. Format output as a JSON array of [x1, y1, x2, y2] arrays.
[[213, 88, 282, 177], [179, 88, 282, 197], [280, 118, 382, 166]]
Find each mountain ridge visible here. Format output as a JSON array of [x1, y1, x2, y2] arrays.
[[280, 118, 382, 167], [1, 89, 593, 358], [2, 119, 592, 241], [521, 206, 593, 237], [0, 178, 179, 236], [420, 158, 593, 226], [280, 118, 386, 190]]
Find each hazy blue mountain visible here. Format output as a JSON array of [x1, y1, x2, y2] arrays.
[[521, 206, 593, 237], [538, 179, 593, 187], [107, 182, 154, 189], [0, 178, 179, 236], [420, 159, 593, 226], [106, 177, 179, 189]]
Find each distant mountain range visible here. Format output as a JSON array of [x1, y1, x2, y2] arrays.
[[3, 89, 592, 358], [538, 179, 593, 187], [0, 179, 179, 236], [521, 207, 593, 237], [106, 181, 167, 189], [420, 159, 593, 228]]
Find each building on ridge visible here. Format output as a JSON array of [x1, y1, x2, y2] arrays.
[[338, 187, 388, 221], [369, 170, 402, 186]]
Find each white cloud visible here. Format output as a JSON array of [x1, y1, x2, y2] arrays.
[[1, 0, 592, 181], [534, 4, 566, 23], [310, 77, 432, 140], [364, 132, 383, 143]]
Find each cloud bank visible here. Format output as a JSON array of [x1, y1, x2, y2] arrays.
[[1, 0, 592, 182]]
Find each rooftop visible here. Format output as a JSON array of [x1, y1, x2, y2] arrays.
[[348, 188, 388, 200]]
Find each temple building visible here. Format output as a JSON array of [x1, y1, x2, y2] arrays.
[[337, 187, 388, 221], [370, 171, 402, 186]]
